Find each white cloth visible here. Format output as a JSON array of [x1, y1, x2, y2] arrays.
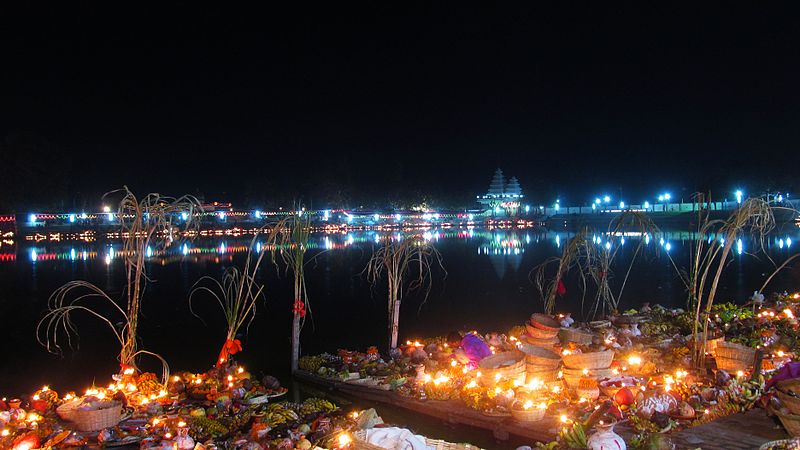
[[365, 427, 433, 450]]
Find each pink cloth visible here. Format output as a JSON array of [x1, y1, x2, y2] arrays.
[[461, 333, 492, 369], [767, 362, 800, 391]]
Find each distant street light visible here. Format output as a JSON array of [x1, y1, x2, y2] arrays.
[[735, 190, 743, 204], [643, 201, 650, 209], [603, 195, 610, 203]]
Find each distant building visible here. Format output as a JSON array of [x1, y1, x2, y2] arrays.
[[477, 168, 524, 217]]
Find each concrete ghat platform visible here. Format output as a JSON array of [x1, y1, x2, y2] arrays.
[[295, 370, 789, 449]]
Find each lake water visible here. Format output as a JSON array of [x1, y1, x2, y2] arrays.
[[2, 226, 799, 397]]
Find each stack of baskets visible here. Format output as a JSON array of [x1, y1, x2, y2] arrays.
[[518, 344, 561, 383], [524, 313, 561, 350], [774, 379, 800, 437], [559, 327, 594, 346], [477, 350, 526, 387], [56, 399, 123, 432], [561, 350, 615, 388], [714, 341, 757, 372]]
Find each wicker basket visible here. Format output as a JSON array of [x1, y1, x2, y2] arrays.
[[526, 323, 559, 339], [523, 334, 560, 350], [559, 328, 594, 345], [511, 407, 546, 423], [562, 368, 614, 387], [57, 400, 122, 431], [353, 429, 478, 450], [562, 350, 614, 370], [519, 344, 561, 368], [775, 410, 800, 437], [530, 314, 561, 332], [714, 342, 756, 371], [759, 438, 800, 450], [525, 366, 559, 383], [478, 351, 526, 386]]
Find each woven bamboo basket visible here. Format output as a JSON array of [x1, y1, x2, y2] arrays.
[[519, 344, 561, 368], [714, 342, 756, 371], [759, 438, 800, 450], [522, 334, 560, 350], [511, 407, 546, 423], [562, 367, 613, 387], [562, 350, 614, 370], [777, 380, 800, 415], [777, 391, 800, 416], [526, 323, 559, 339], [775, 410, 800, 438], [559, 328, 594, 345], [57, 400, 122, 431], [530, 314, 561, 332], [525, 366, 559, 383], [478, 350, 526, 386], [353, 430, 477, 450]]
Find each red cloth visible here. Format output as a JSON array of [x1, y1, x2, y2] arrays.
[[556, 279, 567, 297], [216, 338, 242, 367]]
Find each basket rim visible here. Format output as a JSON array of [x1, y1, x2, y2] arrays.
[[530, 314, 560, 331]]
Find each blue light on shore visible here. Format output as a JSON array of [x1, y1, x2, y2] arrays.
[[643, 201, 650, 209], [735, 190, 743, 204], [68, 214, 76, 223]]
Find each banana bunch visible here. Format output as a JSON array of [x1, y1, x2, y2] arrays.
[[221, 407, 254, 431], [728, 374, 764, 410], [264, 404, 300, 427], [136, 372, 164, 395], [299, 355, 325, 372], [299, 397, 336, 416], [189, 416, 229, 439], [276, 401, 302, 413], [559, 422, 587, 449]]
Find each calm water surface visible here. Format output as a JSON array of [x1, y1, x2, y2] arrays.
[[1, 227, 799, 435]]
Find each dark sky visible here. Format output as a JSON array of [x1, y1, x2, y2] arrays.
[[1, 3, 799, 210]]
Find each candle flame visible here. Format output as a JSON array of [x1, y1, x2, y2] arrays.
[[338, 433, 352, 447], [523, 400, 533, 410], [560, 414, 568, 423], [627, 355, 642, 366]]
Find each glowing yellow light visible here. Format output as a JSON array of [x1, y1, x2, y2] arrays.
[[41, 386, 49, 392], [704, 408, 710, 414], [177, 421, 186, 427], [552, 385, 561, 394], [127, 383, 137, 392], [462, 367, 468, 374], [560, 414, 568, 423], [557, 370, 563, 379], [1, 429, 8, 437], [578, 397, 587, 403], [523, 400, 533, 410], [466, 380, 478, 389], [173, 376, 180, 382], [153, 418, 161, 425], [627, 355, 642, 366], [228, 382, 234, 388], [562, 349, 572, 356], [451, 360, 457, 367], [538, 402, 547, 409], [785, 309, 795, 319], [141, 398, 150, 405], [32, 394, 39, 401], [238, 367, 244, 374], [582, 368, 589, 376], [476, 371, 482, 378], [63, 394, 74, 401], [612, 368, 620, 375], [406, 340, 412, 346], [351, 411, 359, 419], [495, 373, 502, 382], [338, 433, 352, 447], [494, 387, 502, 394], [97, 391, 106, 400], [164, 432, 172, 439], [736, 370, 744, 378], [227, 375, 233, 382], [778, 350, 786, 357]]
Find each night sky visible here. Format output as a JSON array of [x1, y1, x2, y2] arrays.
[[1, 3, 799, 211]]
